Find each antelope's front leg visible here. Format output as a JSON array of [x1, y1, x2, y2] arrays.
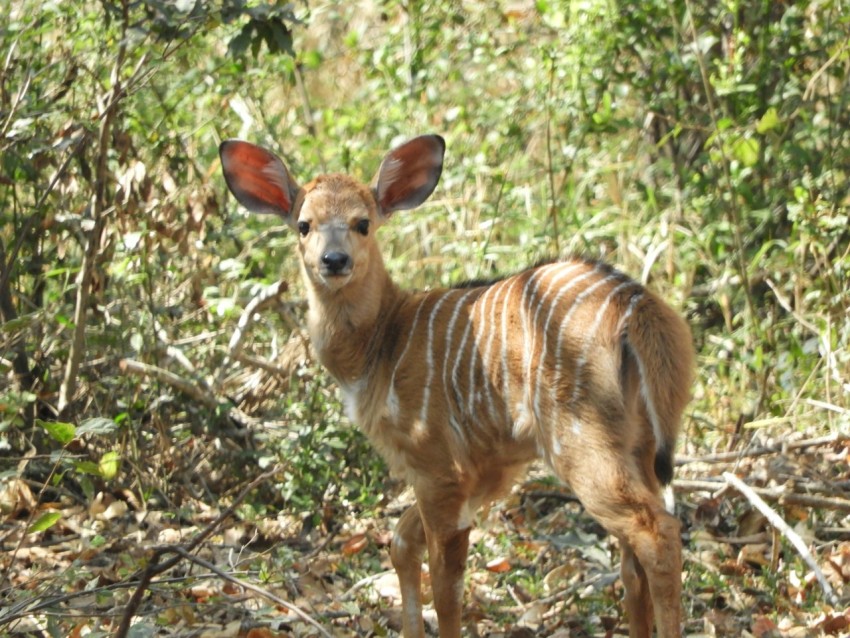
[[419, 498, 472, 638], [391, 506, 427, 638]]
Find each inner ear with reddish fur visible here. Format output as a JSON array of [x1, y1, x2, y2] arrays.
[[219, 141, 299, 219], [373, 135, 445, 215]]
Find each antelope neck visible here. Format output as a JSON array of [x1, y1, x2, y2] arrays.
[[304, 256, 402, 385]]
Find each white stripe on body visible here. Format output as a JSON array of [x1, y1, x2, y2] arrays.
[[550, 272, 621, 426], [439, 288, 479, 441], [520, 264, 561, 393], [499, 277, 522, 425], [420, 290, 461, 427], [514, 263, 562, 437], [451, 308, 474, 416], [468, 283, 499, 418], [526, 262, 588, 422], [387, 296, 429, 424], [481, 279, 511, 425]]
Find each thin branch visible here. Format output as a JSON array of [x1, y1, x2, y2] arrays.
[[544, 53, 560, 254], [57, 0, 130, 414], [803, 39, 849, 101], [170, 546, 332, 637], [119, 358, 260, 427], [120, 358, 218, 408], [233, 351, 296, 377], [764, 277, 820, 335], [341, 569, 396, 601], [722, 472, 839, 606], [673, 478, 850, 512], [216, 280, 289, 387], [677, 433, 848, 465], [114, 466, 282, 638]]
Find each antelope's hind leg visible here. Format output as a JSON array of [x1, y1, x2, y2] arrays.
[[553, 439, 682, 638], [620, 543, 655, 638]]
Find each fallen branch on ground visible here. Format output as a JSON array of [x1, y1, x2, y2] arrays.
[[114, 466, 285, 638], [677, 433, 848, 466], [673, 478, 850, 512], [722, 472, 839, 607], [170, 545, 332, 637]]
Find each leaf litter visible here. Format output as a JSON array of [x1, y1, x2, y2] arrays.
[[2, 432, 848, 636]]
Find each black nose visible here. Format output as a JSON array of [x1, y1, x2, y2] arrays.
[[321, 251, 351, 274]]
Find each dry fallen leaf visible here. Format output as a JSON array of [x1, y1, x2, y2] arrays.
[[751, 614, 780, 638], [485, 556, 511, 573], [341, 532, 369, 556]]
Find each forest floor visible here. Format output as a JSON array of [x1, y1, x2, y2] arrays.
[[2, 431, 849, 637]]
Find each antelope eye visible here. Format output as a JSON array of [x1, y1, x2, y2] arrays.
[[297, 221, 310, 237], [355, 219, 370, 236]]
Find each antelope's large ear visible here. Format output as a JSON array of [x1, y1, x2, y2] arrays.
[[372, 134, 445, 216], [219, 140, 300, 219]]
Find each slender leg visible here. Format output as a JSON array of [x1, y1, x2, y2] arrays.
[[624, 507, 682, 638], [425, 525, 470, 638], [554, 441, 683, 638], [620, 543, 654, 638], [391, 506, 427, 638], [411, 493, 471, 638]]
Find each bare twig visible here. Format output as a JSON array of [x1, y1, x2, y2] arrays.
[[803, 38, 849, 101], [57, 0, 130, 414], [233, 351, 296, 377], [170, 546, 332, 637], [673, 478, 850, 512], [114, 466, 282, 638], [677, 432, 848, 465], [216, 280, 289, 387], [764, 278, 820, 335], [119, 358, 260, 427], [722, 472, 839, 606], [341, 569, 396, 601], [120, 358, 218, 408]]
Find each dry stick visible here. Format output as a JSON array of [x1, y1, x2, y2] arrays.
[[169, 546, 332, 637], [341, 569, 395, 601], [674, 478, 850, 512], [0, 572, 233, 628], [113, 466, 282, 638], [233, 351, 295, 377], [722, 472, 839, 606], [216, 280, 289, 387], [57, 0, 131, 414], [119, 359, 259, 427], [120, 359, 217, 408], [677, 432, 848, 465]]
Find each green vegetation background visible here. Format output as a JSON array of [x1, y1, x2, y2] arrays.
[[1, 0, 848, 635]]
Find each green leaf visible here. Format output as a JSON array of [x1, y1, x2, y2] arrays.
[[269, 21, 293, 56], [74, 461, 101, 476], [733, 137, 760, 167], [716, 117, 734, 132], [28, 511, 62, 533], [756, 107, 781, 134], [37, 419, 76, 445], [0, 314, 36, 333], [77, 417, 118, 436], [99, 451, 121, 479]]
